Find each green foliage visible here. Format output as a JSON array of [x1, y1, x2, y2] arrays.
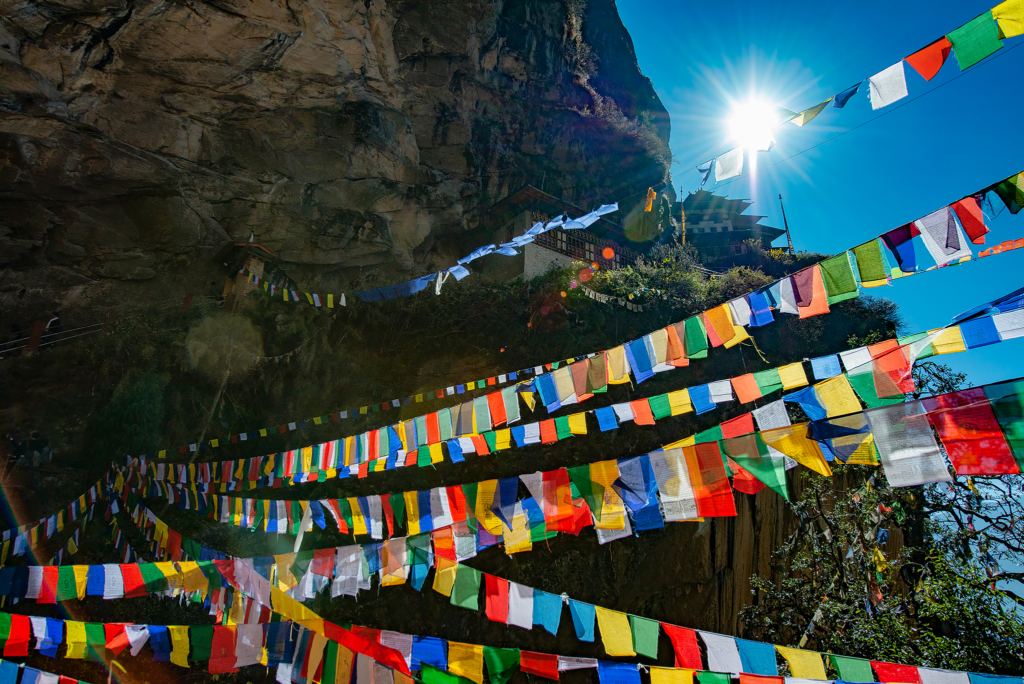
[[84, 371, 167, 465]]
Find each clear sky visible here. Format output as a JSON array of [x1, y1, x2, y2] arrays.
[[616, 0, 1024, 388]]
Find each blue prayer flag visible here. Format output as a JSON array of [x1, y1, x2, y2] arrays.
[[810, 354, 842, 380], [689, 384, 716, 415], [960, 316, 1001, 348], [596, 407, 619, 432], [736, 638, 779, 675], [532, 590, 563, 636], [834, 82, 862, 108], [569, 600, 596, 642], [598, 662, 642, 684], [412, 636, 447, 671]]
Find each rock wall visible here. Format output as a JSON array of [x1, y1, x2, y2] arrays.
[[0, 0, 670, 319]]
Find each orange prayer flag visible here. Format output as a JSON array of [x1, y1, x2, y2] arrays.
[[631, 398, 656, 425], [645, 187, 656, 212], [731, 374, 762, 404]]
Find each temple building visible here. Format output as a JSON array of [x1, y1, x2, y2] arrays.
[[677, 190, 787, 265]]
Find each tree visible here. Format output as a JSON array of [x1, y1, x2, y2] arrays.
[[739, 364, 1024, 674]]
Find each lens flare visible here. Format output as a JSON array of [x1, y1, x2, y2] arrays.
[[728, 99, 778, 151]]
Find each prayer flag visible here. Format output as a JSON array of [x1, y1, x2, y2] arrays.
[[778, 363, 808, 390], [450, 564, 481, 610], [448, 642, 484, 684], [790, 99, 831, 126], [732, 374, 762, 404], [866, 402, 952, 487], [736, 638, 779, 675], [868, 62, 908, 109], [819, 253, 858, 304], [716, 148, 743, 182], [952, 197, 988, 244], [652, 669, 696, 684], [699, 631, 742, 674], [775, 646, 827, 680], [661, 624, 702, 669], [985, 379, 1024, 470], [760, 424, 833, 476], [629, 615, 659, 659], [852, 239, 888, 286], [484, 575, 508, 623], [595, 607, 635, 656], [569, 600, 596, 642], [947, 12, 1003, 69], [533, 590, 562, 636], [598, 662, 641, 684], [993, 0, 1024, 37], [833, 82, 861, 108], [520, 652, 559, 680], [923, 388, 1019, 474], [507, 582, 534, 630], [919, 668, 971, 684], [484, 647, 521, 684], [871, 661, 922, 684], [830, 656, 873, 682], [905, 37, 952, 80]]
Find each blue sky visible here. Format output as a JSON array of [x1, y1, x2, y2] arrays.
[[616, 0, 1024, 388]]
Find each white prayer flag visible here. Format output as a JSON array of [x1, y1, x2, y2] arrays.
[[699, 631, 744, 674], [716, 147, 744, 181], [868, 62, 908, 109], [507, 582, 534, 629], [865, 401, 952, 487]]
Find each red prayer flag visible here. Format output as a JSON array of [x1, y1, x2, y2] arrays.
[[209, 625, 239, 674], [740, 676, 783, 684], [721, 413, 755, 439], [104, 624, 131, 656], [432, 527, 456, 562], [470, 434, 490, 455], [953, 197, 989, 244], [689, 442, 737, 517], [380, 495, 395, 538], [539, 419, 558, 444], [59, 677, 77, 684], [446, 487, 469, 523], [311, 548, 335, 577], [4, 615, 29, 657], [521, 651, 559, 680], [486, 393, 507, 427], [426, 412, 442, 443], [729, 459, 767, 495], [631, 398, 656, 425], [871, 661, 922, 684], [661, 624, 703, 669], [905, 37, 952, 81], [924, 388, 1020, 475], [485, 574, 509, 622], [732, 374, 762, 404], [350, 626, 381, 643], [322, 622, 410, 676], [39, 566, 59, 604], [121, 564, 146, 598]]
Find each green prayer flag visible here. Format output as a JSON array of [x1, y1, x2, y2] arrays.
[[389, 492, 406, 528], [554, 416, 572, 440], [820, 252, 859, 304], [566, 465, 602, 521], [754, 368, 783, 395], [992, 173, 1024, 214], [321, 641, 338, 684], [697, 673, 731, 684], [339, 497, 354, 534], [139, 563, 168, 593], [438, 408, 453, 441], [0, 613, 11, 646], [649, 394, 672, 420], [529, 519, 557, 543], [407, 533, 432, 566], [684, 316, 709, 359], [830, 654, 875, 682], [984, 379, 1024, 470], [852, 239, 888, 284], [189, 625, 213, 662], [724, 434, 790, 501], [847, 372, 905, 408], [182, 538, 202, 560], [198, 561, 222, 592], [695, 426, 723, 443], [629, 614, 660, 659], [947, 11, 1003, 69], [450, 564, 482, 610], [290, 502, 302, 534], [484, 647, 521, 684], [417, 445, 431, 467], [56, 566, 77, 601], [483, 431, 497, 451], [569, 479, 582, 500], [85, 623, 106, 662], [422, 665, 474, 684]]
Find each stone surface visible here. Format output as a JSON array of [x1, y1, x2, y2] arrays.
[[0, 0, 671, 319]]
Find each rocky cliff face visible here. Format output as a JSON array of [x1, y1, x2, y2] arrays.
[[0, 0, 670, 317]]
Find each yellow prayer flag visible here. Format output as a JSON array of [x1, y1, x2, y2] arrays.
[[337, 645, 356, 684], [73, 565, 88, 600], [790, 98, 832, 126], [664, 434, 696, 450], [158, 450, 166, 459], [649, 328, 669, 364], [720, 304, 750, 349], [348, 497, 369, 536], [495, 429, 512, 450], [274, 553, 297, 590], [590, 460, 625, 530], [814, 374, 862, 417], [433, 557, 459, 597], [327, 293, 334, 308], [65, 621, 87, 659], [503, 507, 533, 554], [520, 390, 536, 412], [929, 326, 967, 355], [606, 346, 631, 384], [778, 362, 809, 390], [668, 389, 693, 416], [306, 634, 328, 682], [404, 491, 421, 536], [474, 480, 503, 535], [595, 607, 636, 656], [651, 668, 696, 684], [180, 562, 209, 595], [169, 625, 190, 667], [155, 561, 183, 591], [210, 439, 219, 448], [429, 442, 444, 464], [761, 424, 832, 477], [645, 187, 656, 211], [993, 0, 1024, 38], [228, 589, 245, 624], [448, 642, 485, 684], [568, 413, 588, 435], [56, 511, 63, 533], [776, 645, 827, 679]]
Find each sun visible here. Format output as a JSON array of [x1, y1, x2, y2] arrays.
[[728, 99, 780, 151]]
